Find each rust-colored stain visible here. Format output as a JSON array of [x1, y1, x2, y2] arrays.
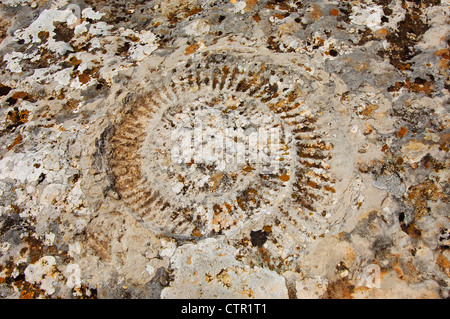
[[389, 78, 435, 96], [396, 126, 408, 138], [191, 227, 202, 237], [273, 13, 289, 20], [392, 257, 404, 279], [10, 204, 21, 214], [263, 224, 272, 234], [258, 246, 272, 269], [166, 5, 202, 24], [310, 4, 322, 20], [185, 43, 201, 55], [78, 72, 91, 84], [69, 56, 82, 67], [437, 252, 450, 269], [435, 49, 449, 71], [11, 91, 33, 101], [20, 288, 37, 299], [252, 13, 261, 22], [435, 48, 450, 60], [125, 34, 140, 42], [7, 108, 29, 127], [0, 19, 11, 44], [324, 185, 336, 193], [405, 222, 422, 239], [245, 0, 258, 11], [210, 173, 223, 191], [213, 203, 223, 214], [322, 277, 355, 299], [224, 202, 232, 213], [439, 133, 450, 152], [380, 12, 429, 70], [37, 30, 50, 43], [407, 180, 445, 218], [185, 7, 202, 18], [354, 61, 369, 72], [7, 134, 23, 151], [57, 90, 66, 100], [307, 180, 317, 188]]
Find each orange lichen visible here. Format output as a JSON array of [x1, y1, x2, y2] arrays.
[[435, 48, 450, 60], [375, 28, 388, 39], [389, 78, 434, 96], [364, 123, 373, 135], [12, 91, 31, 100], [20, 290, 36, 299], [252, 13, 261, 22], [37, 30, 49, 42], [69, 56, 82, 67], [213, 204, 223, 214], [404, 222, 422, 239], [439, 133, 450, 152], [307, 180, 317, 188], [191, 227, 202, 237], [10, 204, 21, 214], [242, 165, 254, 173], [224, 203, 232, 213], [7, 109, 29, 127], [78, 73, 91, 84], [125, 34, 140, 42], [279, 174, 290, 182], [263, 225, 272, 233], [393, 263, 404, 279], [258, 246, 272, 267], [407, 180, 444, 218], [210, 173, 223, 191], [236, 196, 245, 211], [324, 185, 336, 193], [185, 7, 202, 17], [330, 8, 339, 16]]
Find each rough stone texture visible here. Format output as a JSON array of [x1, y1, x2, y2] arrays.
[[0, 0, 448, 299], [161, 238, 289, 298]]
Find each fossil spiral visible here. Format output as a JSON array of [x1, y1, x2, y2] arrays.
[[107, 53, 353, 245]]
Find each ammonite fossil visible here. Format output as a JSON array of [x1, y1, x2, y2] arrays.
[[107, 53, 354, 246]]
